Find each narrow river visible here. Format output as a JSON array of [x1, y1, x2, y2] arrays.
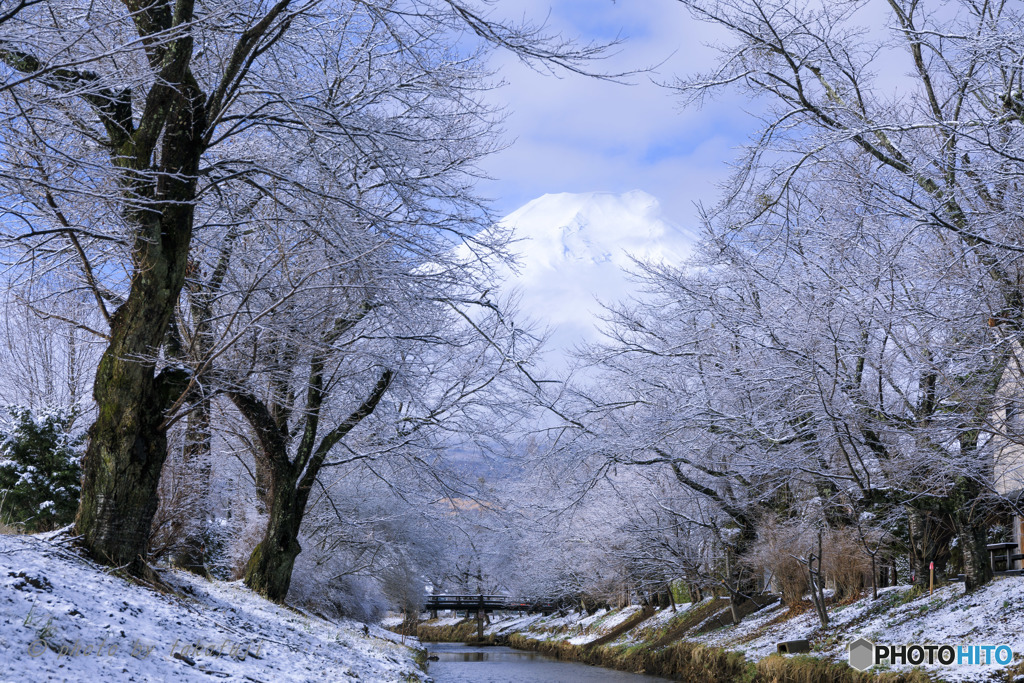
[[423, 642, 673, 682]]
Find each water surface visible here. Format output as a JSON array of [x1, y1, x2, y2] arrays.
[[425, 642, 672, 683]]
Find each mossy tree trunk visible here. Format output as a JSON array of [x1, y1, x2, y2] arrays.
[[232, 361, 392, 602], [73, 29, 208, 575], [952, 432, 994, 591], [2, 0, 300, 577], [75, 146, 204, 573], [0, 7, 205, 574], [947, 347, 1012, 591], [243, 469, 303, 599]]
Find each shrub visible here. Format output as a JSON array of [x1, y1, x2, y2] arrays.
[[0, 406, 83, 532], [744, 517, 810, 607], [747, 518, 877, 606], [286, 534, 392, 622], [821, 528, 872, 601]]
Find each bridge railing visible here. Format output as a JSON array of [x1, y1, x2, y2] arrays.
[[424, 595, 506, 603], [422, 595, 560, 614]]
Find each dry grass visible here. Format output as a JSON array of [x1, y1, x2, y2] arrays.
[[392, 618, 481, 643], [744, 518, 812, 607], [821, 529, 873, 602], [508, 635, 932, 683], [0, 520, 24, 535], [746, 519, 878, 606], [0, 496, 25, 535], [757, 654, 931, 683], [510, 635, 743, 682]]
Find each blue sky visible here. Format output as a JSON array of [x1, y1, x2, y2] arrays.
[[478, 0, 757, 229]]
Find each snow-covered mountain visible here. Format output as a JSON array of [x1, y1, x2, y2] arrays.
[[493, 190, 697, 370]]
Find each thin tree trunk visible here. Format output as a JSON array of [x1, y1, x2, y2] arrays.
[[175, 398, 213, 575], [951, 476, 993, 591], [806, 531, 829, 627], [175, 227, 240, 572]]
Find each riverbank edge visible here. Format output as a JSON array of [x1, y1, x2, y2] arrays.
[[393, 619, 931, 683]]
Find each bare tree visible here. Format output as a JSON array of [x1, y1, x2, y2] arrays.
[[0, 0, 606, 578], [662, 0, 1024, 591]]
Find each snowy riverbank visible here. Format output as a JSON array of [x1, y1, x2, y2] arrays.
[[400, 580, 1024, 682], [0, 532, 425, 682]]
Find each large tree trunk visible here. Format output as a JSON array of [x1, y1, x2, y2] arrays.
[[75, 231, 194, 574], [906, 503, 953, 590], [727, 523, 759, 619], [75, 75, 206, 575], [951, 429, 994, 592]]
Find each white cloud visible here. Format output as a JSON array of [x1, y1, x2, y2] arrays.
[[478, 0, 756, 228]]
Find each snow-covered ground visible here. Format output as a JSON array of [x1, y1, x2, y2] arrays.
[[702, 581, 1024, 681], [0, 532, 425, 682], [473, 579, 1024, 681]]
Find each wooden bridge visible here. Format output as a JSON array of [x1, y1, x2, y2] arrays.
[[422, 595, 560, 615]]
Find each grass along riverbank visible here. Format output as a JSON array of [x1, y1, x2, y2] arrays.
[[387, 578, 1024, 681]]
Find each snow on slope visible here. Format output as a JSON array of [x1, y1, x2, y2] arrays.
[[0, 533, 424, 682], [493, 190, 696, 369], [478, 580, 1024, 681], [703, 581, 1024, 681]]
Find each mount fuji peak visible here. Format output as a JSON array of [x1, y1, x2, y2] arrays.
[[493, 190, 696, 368]]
